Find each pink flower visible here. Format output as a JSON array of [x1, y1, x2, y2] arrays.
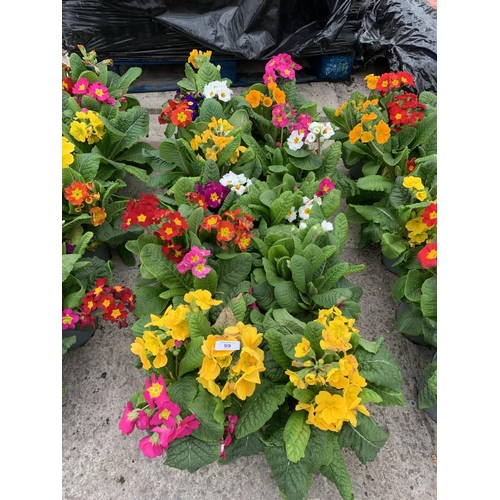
[[150, 400, 181, 427], [152, 425, 177, 449], [174, 415, 201, 439], [62, 308, 79, 330], [176, 245, 211, 275], [107, 97, 116, 106], [226, 414, 238, 434], [73, 77, 89, 95], [139, 434, 164, 458], [88, 82, 109, 102], [136, 410, 151, 430], [143, 373, 168, 409], [316, 178, 335, 197], [119, 402, 137, 435], [272, 104, 289, 128], [191, 262, 211, 279]]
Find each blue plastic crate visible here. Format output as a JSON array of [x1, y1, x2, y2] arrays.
[[314, 52, 355, 82]]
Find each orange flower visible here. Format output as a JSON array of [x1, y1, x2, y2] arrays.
[[64, 181, 90, 206], [348, 124, 363, 144], [90, 206, 107, 226], [245, 90, 262, 108], [374, 120, 391, 144], [217, 221, 235, 242], [272, 87, 286, 104], [360, 131, 374, 143], [262, 96, 273, 107]]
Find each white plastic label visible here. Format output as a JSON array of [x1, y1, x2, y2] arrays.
[[214, 341, 241, 351]]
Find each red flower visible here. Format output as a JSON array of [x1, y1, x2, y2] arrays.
[[171, 107, 193, 128], [422, 203, 437, 227], [166, 211, 188, 232], [97, 293, 115, 312], [201, 214, 222, 232], [64, 181, 90, 206], [62, 77, 74, 93], [417, 241, 437, 269], [186, 192, 208, 210], [158, 221, 182, 241], [405, 157, 417, 173]]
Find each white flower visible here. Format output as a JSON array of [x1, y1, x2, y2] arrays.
[[299, 203, 313, 220], [232, 183, 247, 195], [219, 171, 240, 186], [287, 130, 304, 150], [304, 132, 317, 145], [217, 81, 233, 102], [285, 207, 297, 222], [245, 178, 253, 188], [321, 220, 333, 231], [302, 196, 311, 205], [203, 81, 219, 99], [309, 122, 323, 135], [320, 123, 335, 140], [299, 221, 307, 229], [312, 194, 323, 206]]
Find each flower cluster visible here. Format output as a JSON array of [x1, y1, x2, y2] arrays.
[[187, 49, 213, 69], [263, 53, 303, 88], [158, 99, 193, 128], [176, 245, 212, 278], [366, 71, 416, 96], [120, 193, 167, 230], [285, 306, 369, 432], [203, 80, 233, 102], [220, 414, 238, 460], [189, 117, 244, 163], [119, 373, 201, 458], [197, 321, 265, 400], [62, 277, 136, 330], [131, 290, 222, 370], [200, 209, 254, 251], [285, 193, 323, 228], [386, 92, 426, 130], [64, 77, 119, 107], [69, 109, 105, 144], [64, 180, 107, 226], [189, 181, 230, 210], [62, 137, 75, 168], [219, 171, 253, 196]]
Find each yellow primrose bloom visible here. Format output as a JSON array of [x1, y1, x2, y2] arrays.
[[285, 369, 307, 389], [198, 355, 221, 381], [212, 135, 233, 150], [405, 216, 428, 235], [144, 311, 169, 329], [361, 112, 377, 123], [69, 121, 88, 142], [184, 289, 222, 311], [233, 369, 261, 400], [403, 176, 424, 191], [408, 230, 429, 245], [339, 355, 367, 387], [320, 317, 352, 352], [230, 145, 247, 164], [62, 137, 75, 168], [304, 373, 318, 386], [343, 385, 370, 426], [364, 73, 379, 90], [294, 337, 311, 358], [143, 330, 164, 355], [205, 147, 218, 161], [335, 102, 346, 116], [314, 391, 348, 426], [201, 129, 213, 143], [416, 191, 427, 201], [190, 134, 202, 151], [130, 338, 152, 370], [197, 375, 221, 397], [326, 367, 349, 389]]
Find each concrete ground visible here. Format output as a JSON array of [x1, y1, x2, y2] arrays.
[[62, 67, 437, 499]]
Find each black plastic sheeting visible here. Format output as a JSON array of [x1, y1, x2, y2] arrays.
[[357, 0, 437, 93], [62, 0, 357, 61]]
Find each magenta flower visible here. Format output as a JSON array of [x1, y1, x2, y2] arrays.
[[316, 178, 335, 197], [272, 104, 289, 128], [174, 415, 201, 439], [139, 433, 164, 458], [73, 77, 89, 95], [191, 261, 211, 279], [107, 97, 116, 106], [150, 400, 181, 428], [203, 182, 229, 208], [153, 424, 177, 449], [88, 82, 110, 102], [119, 402, 137, 435], [143, 373, 169, 409], [225, 414, 238, 434], [62, 308, 79, 330], [136, 410, 151, 430]]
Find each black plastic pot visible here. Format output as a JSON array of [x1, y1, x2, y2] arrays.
[[382, 255, 398, 274], [62, 322, 97, 351], [396, 303, 432, 347]]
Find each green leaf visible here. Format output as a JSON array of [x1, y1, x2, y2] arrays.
[[187, 313, 212, 339], [172, 176, 196, 207], [216, 253, 253, 291], [196, 63, 221, 92], [396, 302, 423, 336], [186, 206, 205, 234], [381, 233, 408, 259], [283, 411, 311, 462], [189, 387, 225, 442], [404, 270, 425, 302], [163, 435, 220, 472], [356, 175, 394, 193], [220, 430, 264, 465], [356, 345, 404, 392], [368, 385, 407, 407], [178, 337, 205, 377], [319, 434, 354, 500], [263, 431, 313, 500], [133, 285, 168, 316], [200, 159, 220, 185], [349, 205, 401, 234], [235, 379, 287, 439], [270, 192, 295, 225], [274, 281, 304, 313], [264, 329, 293, 370], [312, 289, 352, 309], [168, 374, 199, 411], [288, 255, 314, 294], [421, 277, 437, 318], [338, 413, 388, 464]]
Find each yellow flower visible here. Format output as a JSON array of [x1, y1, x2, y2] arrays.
[[304, 373, 317, 385], [273, 87, 286, 104], [212, 135, 233, 150], [403, 176, 424, 191], [163, 304, 191, 340], [190, 134, 202, 151], [348, 123, 363, 144], [313, 391, 347, 430], [339, 354, 367, 387], [326, 367, 349, 389], [364, 73, 379, 90], [130, 338, 152, 370], [335, 102, 346, 117], [285, 369, 307, 389], [62, 137, 75, 168], [230, 145, 247, 164], [294, 337, 311, 358], [405, 216, 428, 235], [374, 120, 391, 144], [262, 96, 273, 107], [361, 112, 377, 123], [416, 190, 427, 201], [205, 146, 218, 162], [69, 121, 88, 142], [320, 317, 352, 352], [184, 289, 222, 311], [343, 384, 370, 426], [233, 368, 261, 400]]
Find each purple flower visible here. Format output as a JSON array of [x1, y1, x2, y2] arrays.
[[203, 181, 229, 208]]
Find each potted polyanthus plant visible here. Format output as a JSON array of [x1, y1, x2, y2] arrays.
[[62, 45, 157, 264]]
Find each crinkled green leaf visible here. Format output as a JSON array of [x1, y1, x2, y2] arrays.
[[283, 411, 311, 462], [178, 337, 205, 377], [356, 345, 403, 392], [163, 435, 220, 472]]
